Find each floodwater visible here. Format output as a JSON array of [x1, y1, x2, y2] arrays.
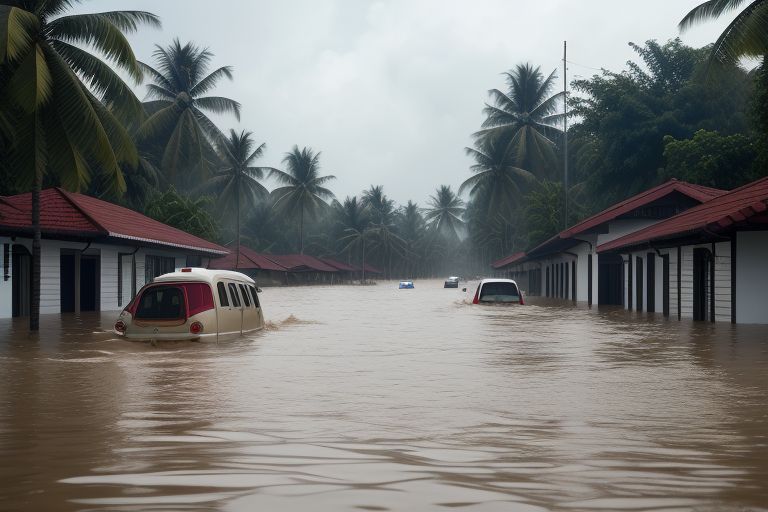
[[1, 281, 767, 512]]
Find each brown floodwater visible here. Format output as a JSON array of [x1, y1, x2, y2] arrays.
[[1, 280, 767, 512]]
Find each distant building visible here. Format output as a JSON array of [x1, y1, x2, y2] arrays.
[[493, 179, 723, 307], [0, 188, 228, 318]]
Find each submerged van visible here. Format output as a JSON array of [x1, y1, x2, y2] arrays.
[[114, 268, 264, 341], [472, 279, 525, 305]]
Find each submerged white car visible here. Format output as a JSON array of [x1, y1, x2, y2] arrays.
[[471, 279, 525, 305], [114, 268, 265, 341]]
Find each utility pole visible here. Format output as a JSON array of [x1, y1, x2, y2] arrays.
[[563, 40, 569, 229]]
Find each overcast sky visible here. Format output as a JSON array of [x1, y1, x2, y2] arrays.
[[78, 0, 732, 207]]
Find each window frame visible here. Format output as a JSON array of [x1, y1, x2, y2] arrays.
[[217, 282, 230, 307], [227, 282, 241, 307], [239, 283, 251, 307]]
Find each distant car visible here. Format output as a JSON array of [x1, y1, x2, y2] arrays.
[[444, 276, 459, 288], [399, 280, 415, 289], [471, 279, 524, 305]]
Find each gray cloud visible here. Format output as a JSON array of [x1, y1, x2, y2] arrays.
[[78, 0, 730, 206]]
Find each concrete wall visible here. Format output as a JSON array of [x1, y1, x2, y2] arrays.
[[736, 231, 768, 324]]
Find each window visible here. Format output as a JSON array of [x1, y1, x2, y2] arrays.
[[479, 282, 520, 302], [228, 282, 241, 307], [135, 285, 184, 320], [217, 282, 229, 307], [249, 286, 260, 308], [145, 255, 175, 282], [186, 255, 202, 267], [185, 283, 215, 316], [239, 284, 251, 307]]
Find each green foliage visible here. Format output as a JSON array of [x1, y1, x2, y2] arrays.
[[571, 38, 753, 209], [424, 185, 465, 240], [662, 129, 762, 189], [144, 187, 219, 242], [679, 0, 768, 64], [524, 181, 566, 248]]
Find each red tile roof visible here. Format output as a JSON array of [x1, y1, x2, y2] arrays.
[[262, 254, 338, 272], [598, 177, 768, 252], [319, 257, 356, 272], [561, 179, 725, 238], [0, 188, 228, 255], [208, 245, 287, 271], [491, 252, 526, 269]]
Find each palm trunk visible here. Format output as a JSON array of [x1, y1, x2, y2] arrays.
[[361, 236, 366, 284], [236, 179, 241, 263], [299, 207, 304, 254], [30, 153, 41, 332]]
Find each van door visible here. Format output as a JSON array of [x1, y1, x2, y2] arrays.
[[215, 280, 242, 337], [238, 283, 259, 332]]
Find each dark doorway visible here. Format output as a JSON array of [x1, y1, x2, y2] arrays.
[[571, 260, 576, 301], [60, 253, 76, 312], [693, 248, 713, 322], [588, 253, 593, 306], [646, 252, 656, 313], [545, 267, 550, 297], [60, 251, 100, 313], [598, 253, 623, 305], [11, 245, 31, 317], [635, 256, 643, 312], [662, 254, 670, 317], [80, 255, 99, 311]]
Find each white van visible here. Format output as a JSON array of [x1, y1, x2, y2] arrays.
[[471, 279, 525, 305], [114, 268, 264, 341]]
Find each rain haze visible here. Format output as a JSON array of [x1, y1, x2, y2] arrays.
[[76, 0, 731, 206]]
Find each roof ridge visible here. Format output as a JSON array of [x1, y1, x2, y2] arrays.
[[54, 188, 109, 235]]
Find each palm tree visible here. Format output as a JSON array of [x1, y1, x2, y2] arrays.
[[202, 129, 272, 255], [0, 0, 159, 331], [271, 146, 335, 253], [461, 136, 535, 218], [679, 0, 768, 64], [138, 39, 240, 186], [476, 64, 564, 178], [361, 185, 395, 224], [424, 185, 465, 240]]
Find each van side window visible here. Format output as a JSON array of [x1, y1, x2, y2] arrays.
[[239, 284, 251, 307], [228, 282, 241, 307], [217, 282, 229, 307], [249, 286, 260, 308]]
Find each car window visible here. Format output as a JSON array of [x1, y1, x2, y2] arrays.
[[479, 282, 520, 302], [217, 282, 229, 307], [239, 284, 251, 307], [228, 282, 241, 307], [135, 285, 184, 319], [249, 286, 260, 308]]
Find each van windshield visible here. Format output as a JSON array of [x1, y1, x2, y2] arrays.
[[135, 285, 185, 320], [479, 282, 520, 302]]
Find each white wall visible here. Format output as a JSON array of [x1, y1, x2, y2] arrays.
[[679, 242, 731, 321], [736, 231, 768, 324], [0, 237, 12, 318]]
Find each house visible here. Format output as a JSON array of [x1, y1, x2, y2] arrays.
[[0, 188, 228, 318], [207, 245, 288, 285], [598, 176, 768, 324], [492, 179, 725, 305]]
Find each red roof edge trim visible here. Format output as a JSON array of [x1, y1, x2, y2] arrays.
[[107, 232, 229, 255], [54, 187, 109, 235]]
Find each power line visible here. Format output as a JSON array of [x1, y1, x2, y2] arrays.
[[565, 59, 604, 72]]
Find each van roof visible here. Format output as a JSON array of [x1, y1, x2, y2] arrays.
[[479, 278, 517, 285], [153, 268, 256, 286]]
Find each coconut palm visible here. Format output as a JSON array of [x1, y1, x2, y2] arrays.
[[202, 130, 272, 255], [476, 64, 564, 178], [0, 0, 159, 330], [361, 185, 395, 224], [679, 0, 768, 64], [271, 146, 335, 253], [461, 136, 535, 218], [424, 185, 465, 240], [138, 39, 240, 186]]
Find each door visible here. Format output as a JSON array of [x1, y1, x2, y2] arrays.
[[238, 283, 261, 332], [646, 252, 656, 313], [597, 253, 623, 305], [693, 248, 713, 322], [11, 245, 31, 317]]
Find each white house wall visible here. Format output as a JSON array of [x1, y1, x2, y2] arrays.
[[736, 231, 768, 324]]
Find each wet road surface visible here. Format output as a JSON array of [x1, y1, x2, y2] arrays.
[[1, 280, 767, 511]]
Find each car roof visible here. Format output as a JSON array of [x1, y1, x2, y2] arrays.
[[153, 268, 256, 286], [479, 278, 518, 285]]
